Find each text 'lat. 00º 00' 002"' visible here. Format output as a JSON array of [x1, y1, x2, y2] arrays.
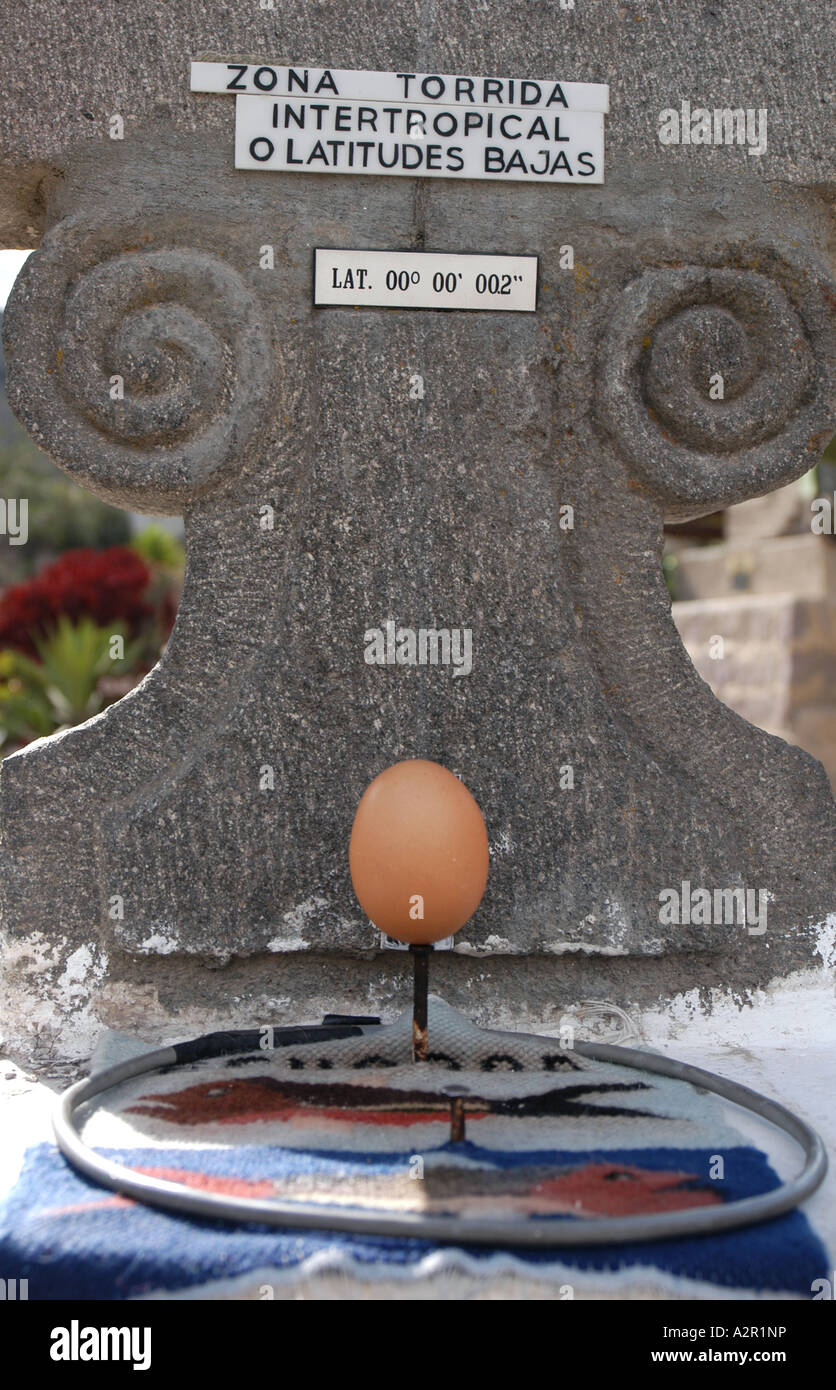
[[313, 250, 539, 311]]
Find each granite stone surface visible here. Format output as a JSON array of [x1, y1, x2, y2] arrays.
[[0, 2, 834, 1056]]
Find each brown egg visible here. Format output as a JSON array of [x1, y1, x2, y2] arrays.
[[349, 759, 490, 945]]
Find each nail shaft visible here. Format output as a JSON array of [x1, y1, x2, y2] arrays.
[[410, 943, 430, 1062], [449, 1095, 466, 1144]]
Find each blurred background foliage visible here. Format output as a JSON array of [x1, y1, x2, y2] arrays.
[[0, 315, 133, 585], [0, 309, 184, 754]]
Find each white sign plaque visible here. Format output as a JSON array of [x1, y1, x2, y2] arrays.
[[192, 62, 608, 185], [191, 62, 610, 113], [313, 249, 538, 311], [236, 96, 604, 183]]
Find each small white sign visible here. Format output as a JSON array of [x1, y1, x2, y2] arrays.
[[191, 62, 610, 113], [314, 250, 538, 311], [236, 95, 604, 183]]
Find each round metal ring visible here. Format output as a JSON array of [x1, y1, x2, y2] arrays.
[[54, 1032, 827, 1248]]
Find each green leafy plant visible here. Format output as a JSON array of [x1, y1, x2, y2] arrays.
[[35, 616, 143, 722], [131, 524, 186, 574], [662, 550, 679, 601], [0, 648, 54, 746], [0, 616, 143, 749]]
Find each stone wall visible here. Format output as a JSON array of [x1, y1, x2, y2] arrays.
[[0, 2, 834, 1057]]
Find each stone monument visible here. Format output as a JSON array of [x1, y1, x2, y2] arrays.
[[0, 1, 834, 1059]]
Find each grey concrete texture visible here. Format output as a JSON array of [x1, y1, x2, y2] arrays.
[[0, 0, 834, 244], [0, 2, 834, 1055]]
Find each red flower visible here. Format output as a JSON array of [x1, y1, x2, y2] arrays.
[[0, 547, 153, 656]]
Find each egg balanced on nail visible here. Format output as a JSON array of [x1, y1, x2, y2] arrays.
[[349, 759, 490, 945]]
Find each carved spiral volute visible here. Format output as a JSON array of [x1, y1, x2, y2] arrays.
[[596, 253, 835, 520], [3, 225, 272, 513]]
